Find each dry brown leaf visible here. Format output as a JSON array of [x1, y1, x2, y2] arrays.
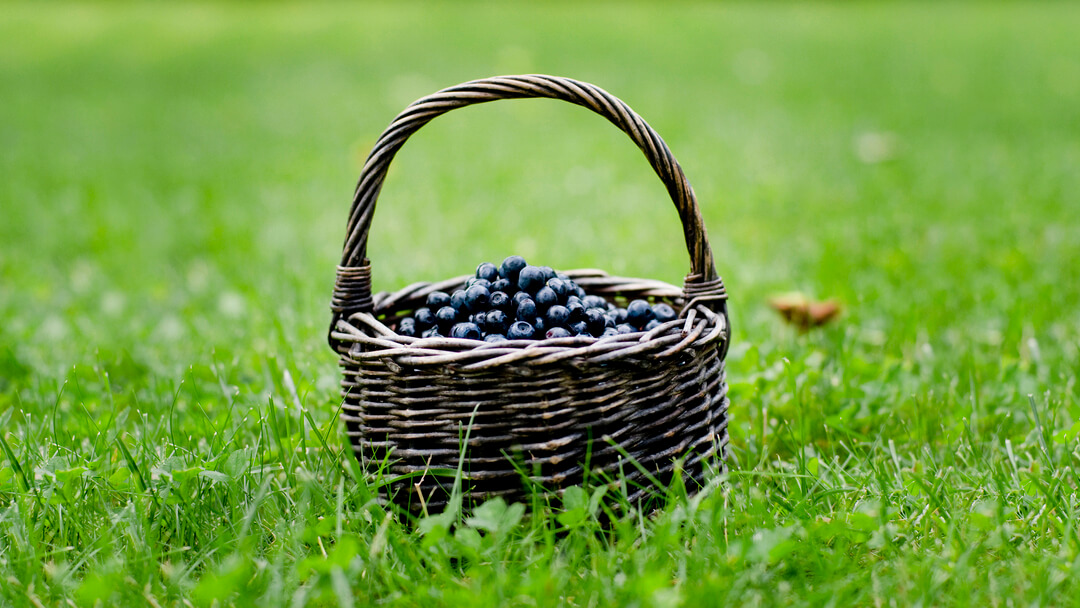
[[769, 293, 842, 331]]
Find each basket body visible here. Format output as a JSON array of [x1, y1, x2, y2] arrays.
[[333, 271, 729, 512], [328, 76, 731, 512]]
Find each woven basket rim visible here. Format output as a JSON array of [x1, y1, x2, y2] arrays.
[[331, 269, 727, 370]]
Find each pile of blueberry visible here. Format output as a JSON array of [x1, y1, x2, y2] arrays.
[[394, 256, 678, 342]]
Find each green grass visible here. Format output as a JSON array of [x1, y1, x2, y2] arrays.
[[2, 1, 1080, 606]]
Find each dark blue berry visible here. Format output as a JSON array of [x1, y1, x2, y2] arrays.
[[652, 303, 677, 322], [450, 322, 482, 340], [489, 291, 511, 311], [490, 278, 512, 294], [616, 323, 637, 335], [511, 290, 532, 310], [507, 321, 534, 340], [484, 333, 508, 343], [397, 317, 417, 337], [556, 272, 571, 282], [532, 317, 546, 337], [603, 314, 617, 329], [546, 278, 572, 302], [476, 262, 499, 283], [535, 286, 558, 310], [539, 266, 556, 283], [545, 305, 570, 327], [426, 291, 451, 310], [574, 286, 587, 299], [435, 306, 458, 330], [545, 327, 572, 339], [582, 295, 608, 310], [601, 327, 619, 338], [517, 265, 546, 294], [484, 309, 509, 335], [516, 298, 538, 323], [644, 319, 662, 331], [585, 309, 606, 335], [569, 321, 589, 336], [626, 300, 654, 328], [414, 308, 435, 330], [500, 255, 527, 283], [566, 295, 582, 308], [466, 277, 491, 291], [615, 308, 629, 325], [566, 301, 586, 323], [451, 290, 467, 312], [421, 327, 442, 338], [464, 284, 490, 313]]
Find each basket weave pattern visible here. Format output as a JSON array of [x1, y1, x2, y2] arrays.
[[328, 75, 730, 512]]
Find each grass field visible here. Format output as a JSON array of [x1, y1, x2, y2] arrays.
[[3, 2, 1080, 606]]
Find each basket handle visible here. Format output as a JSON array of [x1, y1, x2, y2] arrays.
[[332, 74, 726, 326]]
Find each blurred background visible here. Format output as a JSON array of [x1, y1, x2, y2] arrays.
[[4, 6, 1080, 604], [2, 2, 1077, 415]]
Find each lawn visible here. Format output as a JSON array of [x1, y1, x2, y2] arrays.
[[2, 2, 1080, 606]]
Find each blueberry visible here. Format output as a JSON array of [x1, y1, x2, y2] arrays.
[[569, 321, 589, 336], [507, 321, 534, 340], [449, 322, 482, 340], [517, 265, 546, 294], [615, 308, 629, 325], [545, 304, 570, 328], [545, 327, 572, 339], [532, 317, 546, 337], [615, 323, 637, 335], [451, 290, 467, 312], [435, 306, 458, 330], [556, 272, 571, 282], [546, 278, 572, 302], [539, 266, 556, 283], [421, 327, 442, 338], [397, 317, 417, 337], [582, 295, 608, 310], [644, 319, 662, 331], [652, 303, 677, 322], [485, 309, 509, 335], [511, 291, 533, 310], [426, 291, 451, 310], [500, 255, 528, 283], [464, 284, 490, 313], [566, 301, 586, 323], [600, 327, 619, 338], [626, 300, 654, 328], [476, 262, 499, 283], [484, 333, 508, 343], [489, 290, 511, 311], [566, 295, 582, 308], [470, 313, 486, 331], [585, 309, 606, 335], [414, 307, 435, 331], [603, 314, 617, 329], [490, 278, 512, 294], [535, 286, 558, 310], [574, 286, 587, 299], [511, 298, 533, 323], [466, 278, 491, 291]]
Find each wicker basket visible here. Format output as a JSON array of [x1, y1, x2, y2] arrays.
[[328, 75, 730, 514]]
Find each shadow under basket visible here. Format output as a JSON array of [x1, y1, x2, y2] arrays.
[[328, 75, 731, 514]]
